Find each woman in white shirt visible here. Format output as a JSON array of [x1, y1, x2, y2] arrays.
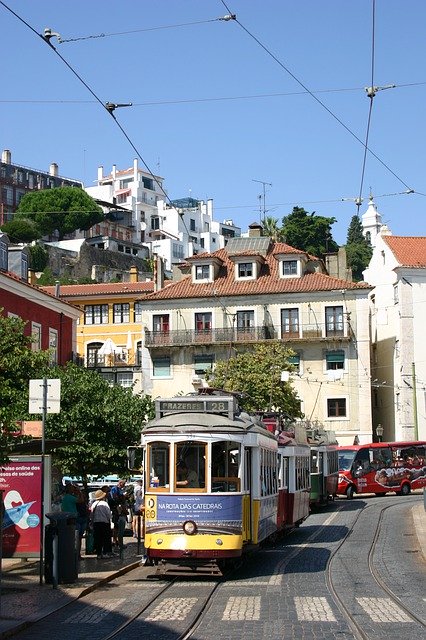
[[90, 489, 113, 558]]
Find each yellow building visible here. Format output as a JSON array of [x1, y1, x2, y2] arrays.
[[42, 267, 153, 388]]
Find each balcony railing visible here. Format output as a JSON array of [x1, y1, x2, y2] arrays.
[[144, 324, 348, 348], [74, 352, 141, 369]]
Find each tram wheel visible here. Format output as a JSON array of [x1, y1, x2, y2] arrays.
[[400, 483, 411, 496], [346, 485, 355, 499]]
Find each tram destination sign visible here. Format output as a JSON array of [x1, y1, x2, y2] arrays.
[[156, 396, 235, 419]]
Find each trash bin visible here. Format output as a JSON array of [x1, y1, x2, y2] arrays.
[[44, 512, 78, 584]]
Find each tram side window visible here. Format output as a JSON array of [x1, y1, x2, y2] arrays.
[[278, 455, 289, 489], [311, 450, 319, 474], [148, 442, 170, 488], [176, 441, 206, 490], [211, 441, 240, 492], [295, 456, 310, 490], [328, 450, 339, 475]]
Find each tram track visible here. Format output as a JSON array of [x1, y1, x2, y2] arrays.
[[325, 495, 425, 640]]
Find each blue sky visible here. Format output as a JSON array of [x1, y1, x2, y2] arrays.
[[1, 0, 425, 244]]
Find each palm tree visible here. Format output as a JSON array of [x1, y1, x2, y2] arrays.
[[262, 216, 285, 241]]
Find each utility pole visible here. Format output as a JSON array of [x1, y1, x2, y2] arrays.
[[412, 362, 418, 440], [252, 179, 272, 225]]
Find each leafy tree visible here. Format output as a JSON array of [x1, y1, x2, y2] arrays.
[[16, 186, 103, 240], [1, 218, 40, 243], [29, 243, 49, 272], [206, 342, 303, 417], [262, 216, 285, 241], [281, 206, 339, 257], [345, 215, 372, 281], [42, 363, 155, 480], [0, 313, 49, 464]]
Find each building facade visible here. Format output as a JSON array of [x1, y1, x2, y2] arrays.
[[0, 234, 80, 365], [363, 229, 426, 442], [0, 149, 82, 224], [42, 267, 154, 388], [141, 236, 373, 445]]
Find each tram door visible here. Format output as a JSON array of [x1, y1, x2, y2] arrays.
[[243, 447, 252, 542]]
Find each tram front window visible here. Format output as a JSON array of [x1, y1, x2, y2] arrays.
[[211, 441, 240, 492], [148, 442, 170, 489], [175, 441, 206, 491]]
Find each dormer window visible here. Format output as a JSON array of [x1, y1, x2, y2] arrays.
[[238, 262, 253, 278], [195, 264, 210, 280], [282, 260, 298, 277]]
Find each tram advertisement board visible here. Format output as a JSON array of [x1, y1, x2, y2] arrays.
[[0, 456, 50, 558], [145, 494, 243, 532]]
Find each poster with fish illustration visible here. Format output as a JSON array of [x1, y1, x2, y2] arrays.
[[0, 456, 51, 557]]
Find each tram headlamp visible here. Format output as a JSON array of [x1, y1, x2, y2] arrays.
[[216, 539, 223, 546], [156, 538, 163, 545], [183, 520, 197, 535]]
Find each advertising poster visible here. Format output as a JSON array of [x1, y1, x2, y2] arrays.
[[145, 494, 243, 535], [0, 456, 49, 558]]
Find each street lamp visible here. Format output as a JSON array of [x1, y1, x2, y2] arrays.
[[376, 423, 383, 442]]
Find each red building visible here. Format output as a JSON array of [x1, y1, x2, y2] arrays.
[[0, 234, 80, 364]]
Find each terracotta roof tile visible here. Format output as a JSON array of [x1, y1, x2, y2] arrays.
[[147, 245, 370, 301], [41, 281, 154, 298], [383, 236, 426, 268]]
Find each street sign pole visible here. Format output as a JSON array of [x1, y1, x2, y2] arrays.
[[39, 377, 47, 585]]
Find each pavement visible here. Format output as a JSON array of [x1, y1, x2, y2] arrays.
[[0, 535, 146, 639], [0, 502, 425, 640]]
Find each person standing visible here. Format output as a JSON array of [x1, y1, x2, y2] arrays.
[[132, 479, 144, 539], [108, 479, 127, 547], [90, 489, 113, 559]]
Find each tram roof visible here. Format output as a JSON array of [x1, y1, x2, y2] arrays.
[[142, 411, 277, 439]]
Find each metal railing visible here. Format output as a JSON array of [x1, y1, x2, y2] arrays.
[[145, 323, 347, 348]]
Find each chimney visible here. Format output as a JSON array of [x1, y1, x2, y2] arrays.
[[133, 158, 138, 182], [112, 164, 117, 181], [54, 281, 60, 297], [248, 222, 263, 238], [98, 165, 103, 182], [129, 265, 138, 283], [49, 162, 58, 177], [153, 254, 164, 292], [28, 269, 37, 286], [2, 149, 11, 164]]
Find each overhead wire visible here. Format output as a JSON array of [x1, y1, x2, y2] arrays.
[[2, 80, 426, 106], [58, 17, 224, 43], [218, 0, 413, 195]]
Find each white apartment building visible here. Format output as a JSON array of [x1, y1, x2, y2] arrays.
[[139, 235, 373, 446], [85, 160, 241, 273], [363, 228, 426, 442]]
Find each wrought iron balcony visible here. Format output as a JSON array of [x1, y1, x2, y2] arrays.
[[144, 324, 348, 348]]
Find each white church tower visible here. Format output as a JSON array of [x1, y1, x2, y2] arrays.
[[361, 196, 382, 247]]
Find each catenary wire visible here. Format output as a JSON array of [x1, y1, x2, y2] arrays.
[[1, 81, 426, 106], [219, 0, 413, 194], [58, 17, 224, 43]]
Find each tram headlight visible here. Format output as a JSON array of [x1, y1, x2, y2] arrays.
[[183, 520, 197, 535], [156, 538, 163, 545], [216, 539, 223, 546]]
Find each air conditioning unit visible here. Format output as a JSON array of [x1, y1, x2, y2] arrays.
[[192, 376, 202, 385]]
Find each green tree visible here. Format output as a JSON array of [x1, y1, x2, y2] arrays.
[[16, 186, 103, 240], [345, 215, 372, 281], [1, 218, 40, 242], [281, 206, 339, 257], [262, 215, 285, 241], [206, 342, 303, 417], [42, 363, 155, 480], [0, 313, 49, 464], [29, 243, 49, 272]]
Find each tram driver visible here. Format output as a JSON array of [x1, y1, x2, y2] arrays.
[[176, 461, 199, 488]]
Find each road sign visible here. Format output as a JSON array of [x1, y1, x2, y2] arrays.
[[29, 379, 61, 414]]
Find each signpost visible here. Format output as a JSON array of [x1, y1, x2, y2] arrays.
[[28, 378, 60, 584]]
